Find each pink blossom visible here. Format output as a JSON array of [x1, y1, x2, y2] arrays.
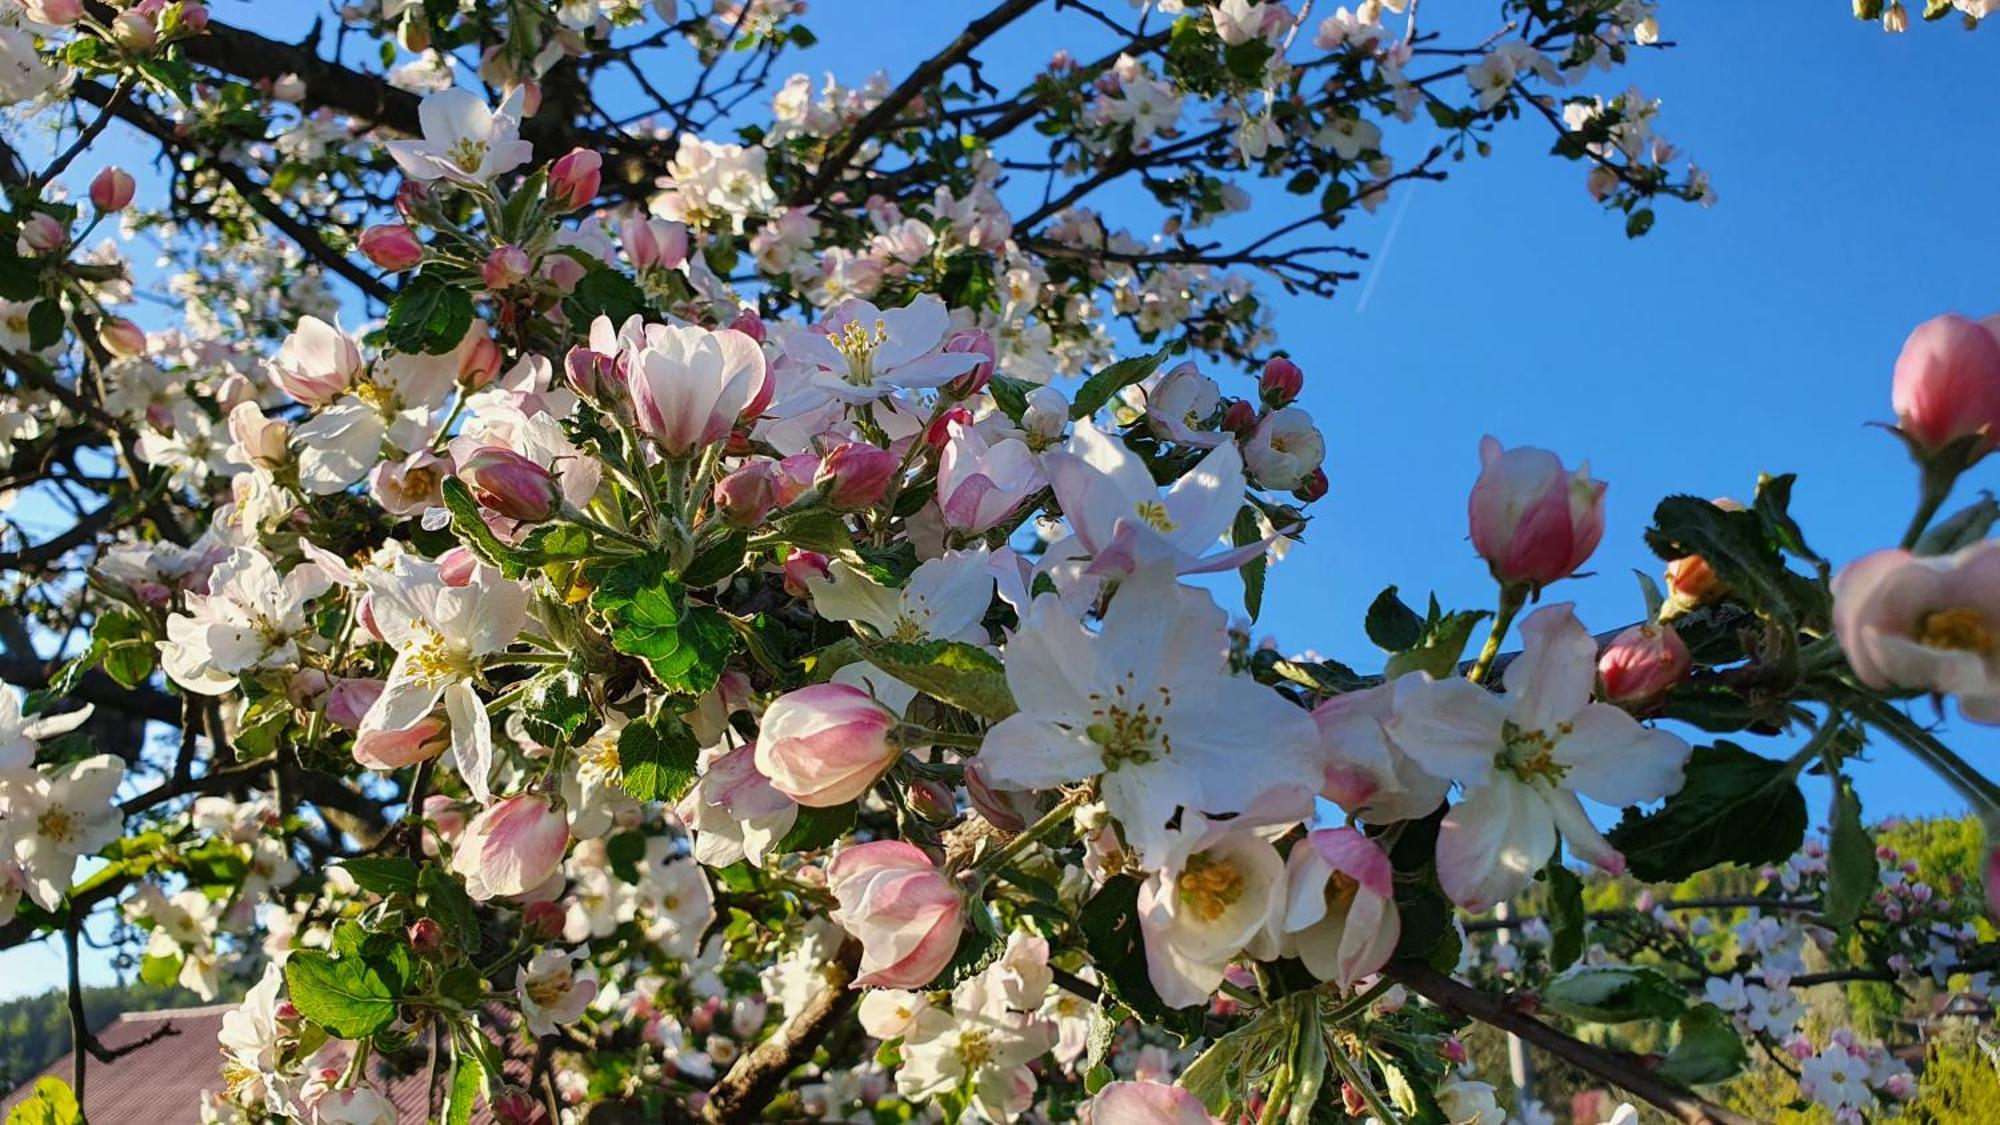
[[358, 224, 423, 271], [268, 316, 361, 406], [548, 148, 602, 212], [1259, 356, 1303, 407], [1597, 623, 1691, 705], [814, 441, 898, 509], [753, 682, 900, 806], [621, 217, 689, 272], [1467, 435, 1606, 589], [90, 166, 136, 212], [713, 461, 779, 528], [1891, 313, 2000, 459], [936, 420, 1043, 535], [1085, 1082, 1220, 1125], [1832, 540, 2000, 721], [826, 840, 963, 989], [626, 325, 765, 457], [482, 244, 532, 290], [1272, 828, 1401, 990], [459, 446, 561, 523], [451, 793, 570, 900]]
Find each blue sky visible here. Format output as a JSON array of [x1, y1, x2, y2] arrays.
[[9, 5, 1993, 997]]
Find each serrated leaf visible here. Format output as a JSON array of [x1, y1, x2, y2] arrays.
[[773, 802, 854, 853], [1541, 963, 1685, 1024], [1753, 472, 1820, 563], [442, 1034, 485, 1125], [1822, 775, 1874, 930], [1917, 492, 1999, 556], [521, 670, 597, 749], [93, 610, 154, 689], [419, 864, 480, 951], [6, 1077, 80, 1125], [1070, 348, 1170, 421], [1543, 862, 1586, 972], [1233, 505, 1266, 622], [1645, 495, 1825, 628], [338, 856, 421, 896], [563, 266, 648, 326], [385, 273, 474, 355], [1658, 1003, 1749, 1086], [590, 553, 736, 692], [1364, 586, 1423, 652], [283, 949, 399, 1039], [439, 477, 527, 576], [1604, 741, 1807, 882], [863, 639, 1016, 720], [616, 710, 701, 802]]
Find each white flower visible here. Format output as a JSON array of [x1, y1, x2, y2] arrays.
[[1435, 1078, 1505, 1124], [1242, 407, 1324, 491], [4, 754, 125, 910], [1044, 421, 1270, 579], [634, 839, 715, 958], [219, 963, 286, 1106], [293, 331, 472, 495], [386, 87, 535, 185], [781, 294, 981, 404], [676, 741, 796, 870], [517, 947, 600, 1036], [359, 555, 530, 801], [897, 969, 1055, 1123], [807, 546, 995, 713], [1387, 603, 1692, 910], [0, 685, 92, 770], [977, 573, 1318, 866], [1138, 827, 1285, 1007], [160, 548, 333, 696], [0, 26, 56, 106]]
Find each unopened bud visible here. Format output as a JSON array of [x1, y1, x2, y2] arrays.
[[459, 447, 560, 523], [100, 317, 146, 358], [16, 213, 63, 255], [548, 148, 602, 212], [522, 899, 566, 941], [89, 167, 136, 213], [408, 917, 444, 955], [906, 779, 958, 824], [459, 334, 503, 389], [1597, 622, 1691, 705], [1293, 467, 1329, 503], [814, 442, 897, 510], [713, 461, 778, 529], [926, 405, 974, 450], [782, 550, 830, 598], [1259, 356, 1303, 407], [359, 224, 423, 271], [482, 244, 532, 290], [111, 9, 157, 52], [1220, 398, 1258, 436]]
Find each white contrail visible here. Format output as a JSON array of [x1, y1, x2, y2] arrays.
[[1354, 175, 1418, 316]]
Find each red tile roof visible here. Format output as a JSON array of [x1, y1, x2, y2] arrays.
[[0, 1005, 551, 1123]]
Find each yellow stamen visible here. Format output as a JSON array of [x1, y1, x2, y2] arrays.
[[1133, 499, 1178, 533], [1918, 607, 1994, 654], [1176, 853, 1246, 923]]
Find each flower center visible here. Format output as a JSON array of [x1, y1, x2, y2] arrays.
[[1917, 607, 1993, 654], [1177, 853, 1246, 923], [579, 739, 621, 781], [889, 616, 927, 643], [1325, 870, 1359, 915], [447, 136, 489, 174], [1133, 499, 1178, 533], [526, 967, 571, 1008], [1086, 682, 1169, 769], [406, 623, 471, 684], [828, 317, 889, 385], [1499, 720, 1571, 785], [957, 1028, 993, 1069], [352, 379, 397, 416], [37, 806, 76, 844]]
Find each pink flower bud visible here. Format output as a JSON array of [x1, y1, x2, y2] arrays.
[[563, 345, 616, 401], [1891, 313, 2000, 460], [437, 546, 479, 587], [99, 317, 146, 358], [326, 678, 384, 731], [548, 148, 602, 212], [490, 1087, 540, 1125], [394, 179, 433, 219], [89, 167, 135, 213], [753, 683, 900, 807], [713, 460, 778, 528], [178, 3, 209, 32], [620, 217, 689, 273], [1221, 398, 1258, 436], [827, 840, 963, 988], [17, 213, 63, 255], [906, 779, 958, 824], [1596, 623, 1690, 705], [408, 918, 444, 955], [926, 406, 975, 450], [353, 714, 448, 770], [451, 793, 570, 900], [1467, 436, 1606, 589], [460, 446, 561, 523], [1294, 467, 1329, 503], [459, 334, 503, 389], [522, 899, 567, 941], [358, 223, 423, 271], [814, 442, 897, 510], [482, 244, 532, 290], [727, 308, 767, 343], [1665, 553, 1723, 609], [112, 9, 158, 51], [1260, 355, 1304, 407], [942, 328, 996, 398], [781, 549, 830, 599]]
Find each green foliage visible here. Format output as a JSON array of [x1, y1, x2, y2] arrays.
[[616, 708, 701, 803], [5, 1077, 77, 1125], [1605, 741, 1807, 881], [1068, 347, 1171, 421], [283, 948, 400, 1039], [862, 639, 1017, 720], [385, 273, 474, 354], [590, 553, 736, 694], [1079, 876, 1202, 1035]]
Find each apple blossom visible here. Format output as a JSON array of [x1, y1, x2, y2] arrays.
[[621, 216, 690, 272], [268, 315, 363, 407], [626, 324, 766, 456], [452, 792, 570, 900], [1597, 622, 1692, 705], [782, 294, 982, 404], [1312, 683, 1450, 824], [386, 86, 535, 185], [160, 547, 334, 696], [358, 223, 424, 271], [5, 754, 125, 910], [1087, 1082, 1223, 1125], [482, 244, 532, 289], [548, 147, 603, 211], [1890, 312, 2000, 459], [814, 440, 898, 509], [1389, 604, 1692, 909], [677, 741, 798, 869], [1271, 828, 1401, 990], [1142, 361, 1224, 447], [0, 686, 92, 770], [1832, 540, 2000, 720], [1467, 435, 1607, 590], [1044, 421, 1271, 579], [459, 445, 562, 522], [517, 947, 600, 1035], [755, 682, 902, 806], [826, 839, 963, 988], [936, 420, 1045, 535], [1258, 355, 1303, 407], [1243, 406, 1325, 491], [1137, 827, 1286, 1008]]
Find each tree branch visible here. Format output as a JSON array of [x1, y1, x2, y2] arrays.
[[699, 938, 862, 1124]]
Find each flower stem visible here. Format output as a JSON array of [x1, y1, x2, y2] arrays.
[[1466, 583, 1528, 685], [1854, 695, 2000, 811], [1900, 460, 1959, 550], [972, 788, 1087, 879], [1327, 1041, 1395, 1123]]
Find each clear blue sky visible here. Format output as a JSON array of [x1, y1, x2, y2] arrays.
[[11, 4, 1994, 997]]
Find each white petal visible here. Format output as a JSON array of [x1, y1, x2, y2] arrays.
[[1436, 778, 1552, 910], [1501, 602, 1596, 734], [1386, 675, 1506, 785], [445, 681, 493, 803], [1553, 703, 1692, 806]]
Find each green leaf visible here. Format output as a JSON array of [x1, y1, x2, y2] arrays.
[[1541, 964, 1685, 1024], [284, 949, 399, 1039], [1645, 495, 1826, 628], [338, 856, 421, 896], [1658, 1003, 1749, 1086], [1080, 876, 1204, 1033], [563, 266, 648, 326], [385, 274, 474, 355], [862, 639, 1016, 720], [616, 709, 701, 803], [1364, 586, 1423, 652], [1917, 492, 1999, 556], [684, 528, 749, 588], [1753, 472, 1820, 563], [518, 523, 591, 561], [1822, 775, 1874, 930], [25, 300, 62, 350], [1382, 601, 1489, 682], [1069, 348, 1170, 421], [419, 865, 480, 951], [987, 373, 1036, 423], [439, 477, 530, 577], [1233, 505, 1266, 622], [443, 1035, 485, 1125], [589, 553, 736, 692], [521, 670, 598, 750], [92, 610, 154, 689], [139, 952, 181, 989], [1604, 741, 1808, 882], [767, 507, 855, 555], [6, 1077, 79, 1125], [773, 802, 855, 853], [606, 830, 647, 883], [1543, 862, 1586, 972]]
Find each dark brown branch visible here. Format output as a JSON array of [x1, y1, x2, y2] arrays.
[[1389, 962, 1757, 1125], [699, 938, 863, 1124]]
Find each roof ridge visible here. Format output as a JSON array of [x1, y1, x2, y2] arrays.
[[115, 1004, 236, 1020]]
